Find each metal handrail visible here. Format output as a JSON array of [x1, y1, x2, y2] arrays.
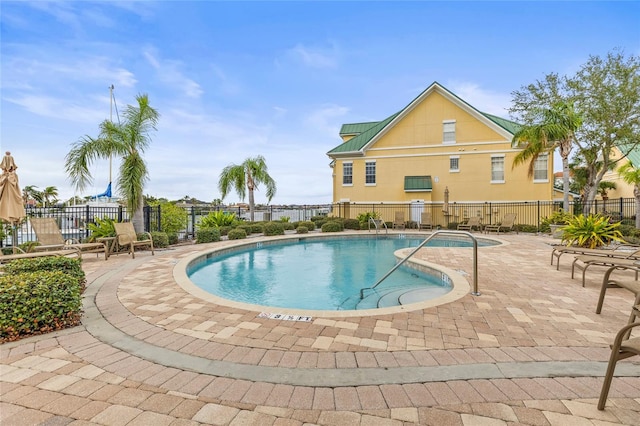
[[368, 217, 388, 234], [360, 230, 479, 299]]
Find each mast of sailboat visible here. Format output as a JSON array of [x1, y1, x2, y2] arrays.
[[109, 84, 114, 187]]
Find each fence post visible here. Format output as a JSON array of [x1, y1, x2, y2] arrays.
[[118, 205, 123, 223], [85, 205, 90, 239], [537, 201, 541, 233], [157, 204, 162, 232], [191, 207, 196, 240]]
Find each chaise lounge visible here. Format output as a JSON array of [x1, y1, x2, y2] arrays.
[[30, 217, 107, 260]]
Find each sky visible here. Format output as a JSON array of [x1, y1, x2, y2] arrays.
[[1, 1, 639, 206]]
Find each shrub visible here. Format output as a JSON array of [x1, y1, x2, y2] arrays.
[[280, 216, 290, 223], [296, 226, 309, 234], [250, 223, 265, 234], [150, 231, 169, 248], [356, 211, 381, 227], [156, 201, 188, 235], [236, 224, 253, 234], [199, 211, 237, 228], [87, 216, 116, 241], [541, 210, 574, 233], [218, 225, 233, 236], [264, 221, 285, 236], [196, 228, 221, 244], [322, 221, 344, 233], [561, 214, 626, 248], [227, 228, 247, 240], [3, 257, 85, 285], [167, 233, 179, 245], [283, 222, 295, 231], [0, 271, 83, 342], [297, 221, 315, 231], [343, 218, 360, 230]]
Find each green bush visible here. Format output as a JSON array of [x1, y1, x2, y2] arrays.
[[199, 211, 237, 228], [297, 221, 315, 231], [283, 222, 295, 231], [155, 201, 188, 235], [343, 218, 360, 230], [322, 221, 344, 233], [196, 228, 221, 244], [562, 214, 626, 248], [250, 223, 265, 234], [0, 271, 83, 342], [87, 216, 116, 241], [514, 224, 538, 234], [264, 221, 285, 236], [218, 225, 233, 236], [167, 233, 179, 245], [150, 231, 169, 248], [356, 211, 381, 227], [227, 228, 247, 240], [541, 210, 574, 233], [236, 224, 253, 234], [2, 257, 85, 286], [296, 226, 309, 234]]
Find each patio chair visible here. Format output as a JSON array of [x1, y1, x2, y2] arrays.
[[30, 217, 107, 260], [571, 249, 640, 287], [114, 222, 154, 259], [0, 246, 81, 264], [457, 216, 482, 232], [392, 211, 405, 230], [419, 212, 433, 230], [598, 319, 640, 410], [484, 213, 517, 234]]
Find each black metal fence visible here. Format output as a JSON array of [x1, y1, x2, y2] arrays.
[[2, 199, 636, 248]]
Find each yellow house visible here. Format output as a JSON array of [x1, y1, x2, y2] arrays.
[[327, 82, 557, 222]]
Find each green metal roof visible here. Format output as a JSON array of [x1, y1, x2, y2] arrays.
[[328, 82, 521, 156]]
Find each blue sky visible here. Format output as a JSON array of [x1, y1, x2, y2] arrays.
[[2, 1, 639, 205]]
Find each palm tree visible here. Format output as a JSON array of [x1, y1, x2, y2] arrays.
[[618, 161, 640, 228], [65, 94, 159, 232], [22, 185, 42, 207], [218, 156, 276, 222], [41, 186, 59, 207], [512, 101, 582, 212]]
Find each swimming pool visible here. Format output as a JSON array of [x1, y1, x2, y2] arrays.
[[184, 235, 496, 312]]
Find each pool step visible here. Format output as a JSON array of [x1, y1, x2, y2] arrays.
[[356, 285, 450, 310]]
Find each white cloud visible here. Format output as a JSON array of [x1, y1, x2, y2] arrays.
[[143, 48, 203, 99], [304, 104, 350, 138], [288, 43, 339, 69], [446, 81, 511, 117]]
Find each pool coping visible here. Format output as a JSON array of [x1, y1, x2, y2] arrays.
[[173, 231, 503, 318]]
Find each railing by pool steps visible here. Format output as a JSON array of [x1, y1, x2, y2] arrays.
[[360, 230, 479, 299]]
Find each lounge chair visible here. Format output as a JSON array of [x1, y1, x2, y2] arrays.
[[392, 211, 405, 230], [419, 212, 433, 230], [598, 318, 640, 410], [596, 265, 640, 322], [30, 217, 107, 260], [484, 213, 517, 234], [0, 246, 80, 264], [551, 244, 634, 270], [571, 249, 640, 287], [457, 216, 482, 232], [114, 222, 154, 259]]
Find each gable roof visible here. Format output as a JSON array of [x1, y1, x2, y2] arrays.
[[328, 82, 521, 156]]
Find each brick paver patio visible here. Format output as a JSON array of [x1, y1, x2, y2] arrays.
[[2, 231, 640, 425]]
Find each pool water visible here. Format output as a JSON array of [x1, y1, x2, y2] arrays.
[[187, 236, 487, 311]]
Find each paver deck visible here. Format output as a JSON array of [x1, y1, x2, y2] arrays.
[[2, 231, 640, 425]]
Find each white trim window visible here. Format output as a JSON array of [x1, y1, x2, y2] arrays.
[[342, 162, 353, 185], [491, 155, 505, 183], [365, 161, 376, 185], [533, 154, 549, 182], [443, 120, 456, 144], [449, 156, 460, 173]]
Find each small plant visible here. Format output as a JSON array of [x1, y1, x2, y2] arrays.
[[279, 216, 290, 223], [263, 221, 285, 236], [296, 221, 315, 231], [542, 210, 573, 226], [199, 211, 237, 228], [87, 216, 116, 241], [150, 231, 169, 248], [227, 228, 247, 240], [356, 211, 381, 226], [561, 214, 626, 248], [343, 218, 360, 230], [296, 225, 309, 234], [196, 228, 221, 244], [321, 221, 344, 233]]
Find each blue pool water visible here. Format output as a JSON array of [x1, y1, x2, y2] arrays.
[[187, 236, 492, 311]]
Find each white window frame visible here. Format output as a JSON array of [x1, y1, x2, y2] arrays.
[[342, 162, 353, 186], [491, 155, 505, 183], [443, 120, 456, 145], [449, 155, 460, 173], [533, 154, 549, 182], [365, 160, 376, 185]]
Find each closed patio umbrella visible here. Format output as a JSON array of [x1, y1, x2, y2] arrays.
[[0, 151, 26, 251]]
